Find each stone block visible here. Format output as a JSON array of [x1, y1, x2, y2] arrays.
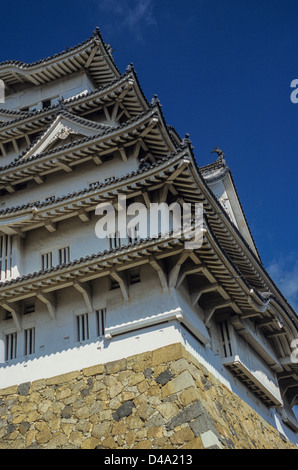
[[155, 369, 173, 386], [189, 414, 218, 437], [81, 437, 101, 449], [170, 426, 195, 445], [166, 400, 205, 431], [152, 343, 184, 366], [18, 382, 31, 396], [82, 363, 105, 377], [147, 426, 163, 439], [201, 430, 222, 449], [36, 429, 52, 445], [0, 385, 18, 396], [132, 440, 152, 449], [45, 371, 80, 386], [112, 400, 134, 422], [137, 402, 155, 421], [180, 387, 201, 406], [161, 370, 196, 398], [101, 436, 118, 449], [104, 358, 127, 374], [156, 402, 179, 420], [181, 436, 204, 449], [109, 381, 124, 399], [92, 422, 112, 439], [170, 358, 190, 375]]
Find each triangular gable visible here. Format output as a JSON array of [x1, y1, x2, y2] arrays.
[[201, 159, 260, 260], [20, 112, 112, 160]]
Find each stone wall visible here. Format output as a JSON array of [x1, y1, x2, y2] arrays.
[[0, 343, 296, 449]]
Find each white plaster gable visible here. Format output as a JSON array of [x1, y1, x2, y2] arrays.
[[20, 113, 111, 161], [209, 173, 260, 259]]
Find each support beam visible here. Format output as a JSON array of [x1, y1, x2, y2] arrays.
[[12, 139, 19, 154], [2, 302, 22, 332], [142, 191, 151, 209], [34, 175, 44, 185], [85, 45, 99, 69], [37, 291, 56, 320], [204, 300, 236, 327], [93, 155, 102, 165], [131, 140, 142, 159], [78, 208, 90, 222], [191, 283, 220, 306], [267, 331, 288, 338], [160, 182, 170, 203], [0, 143, 6, 157], [45, 221, 57, 233], [176, 262, 203, 288], [118, 147, 128, 162], [167, 158, 190, 182], [9, 227, 26, 238], [111, 102, 120, 121], [110, 268, 129, 301], [74, 281, 93, 313], [139, 117, 159, 138], [53, 159, 73, 173], [6, 184, 15, 194], [149, 257, 167, 290], [169, 251, 191, 288]]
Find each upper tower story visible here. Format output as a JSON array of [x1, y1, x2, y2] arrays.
[[0, 28, 120, 112]]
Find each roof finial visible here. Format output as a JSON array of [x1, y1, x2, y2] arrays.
[[93, 26, 100, 36], [150, 94, 160, 107], [181, 133, 192, 148], [211, 146, 226, 163], [126, 63, 134, 72]]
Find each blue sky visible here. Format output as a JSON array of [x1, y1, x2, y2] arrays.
[[0, 0, 297, 311]]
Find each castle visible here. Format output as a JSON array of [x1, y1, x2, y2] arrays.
[[0, 28, 297, 449]]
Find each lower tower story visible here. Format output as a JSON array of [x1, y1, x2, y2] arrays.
[[0, 318, 297, 449]]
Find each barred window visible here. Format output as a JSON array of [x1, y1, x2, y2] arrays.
[[0, 234, 13, 280], [24, 328, 35, 356], [77, 313, 89, 342], [59, 246, 70, 265], [42, 252, 52, 270], [219, 321, 233, 358], [5, 333, 17, 361], [96, 309, 106, 337], [109, 232, 121, 250]]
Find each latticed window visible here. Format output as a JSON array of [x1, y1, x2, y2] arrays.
[[5, 333, 17, 361], [77, 313, 89, 342], [0, 234, 13, 281], [24, 328, 35, 356], [219, 320, 233, 358]]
